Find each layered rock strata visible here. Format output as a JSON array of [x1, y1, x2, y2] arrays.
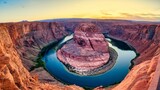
[[57, 23, 110, 73], [0, 20, 160, 90], [0, 23, 84, 90], [1, 22, 68, 84]]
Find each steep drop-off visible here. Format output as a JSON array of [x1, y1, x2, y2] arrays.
[[57, 23, 110, 75], [0, 22, 83, 90], [4, 22, 69, 84], [0, 20, 160, 90]]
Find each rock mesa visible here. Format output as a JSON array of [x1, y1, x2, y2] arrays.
[[57, 23, 110, 72]]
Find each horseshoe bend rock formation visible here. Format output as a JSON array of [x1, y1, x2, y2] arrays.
[[57, 23, 110, 73]]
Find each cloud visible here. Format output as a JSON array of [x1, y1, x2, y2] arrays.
[[71, 11, 160, 21], [119, 13, 160, 21], [99, 10, 114, 19], [101, 10, 112, 16], [139, 13, 160, 17], [72, 14, 87, 18], [138, 13, 160, 21], [120, 13, 143, 19]]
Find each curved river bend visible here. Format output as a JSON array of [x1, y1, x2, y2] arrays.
[[42, 34, 137, 88]]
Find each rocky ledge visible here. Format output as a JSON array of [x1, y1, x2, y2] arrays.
[[57, 23, 110, 75]]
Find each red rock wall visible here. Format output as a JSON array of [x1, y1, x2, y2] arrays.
[[0, 22, 84, 90], [0, 24, 38, 90], [4, 22, 68, 70], [107, 24, 160, 65], [148, 57, 160, 90], [113, 54, 160, 90]]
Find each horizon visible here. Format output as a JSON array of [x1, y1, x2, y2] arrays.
[[0, 0, 160, 22], [1, 18, 160, 23]]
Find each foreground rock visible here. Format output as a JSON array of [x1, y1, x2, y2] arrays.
[[57, 23, 110, 74], [0, 23, 84, 90], [113, 54, 160, 90], [1, 22, 68, 84]]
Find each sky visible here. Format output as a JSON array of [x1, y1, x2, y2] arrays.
[[0, 0, 160, 22]]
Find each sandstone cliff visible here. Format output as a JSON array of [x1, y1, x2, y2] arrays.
[[3, 22, 69, 84], [103, 23, 160, 90], [0, 25, 37, 89], [0, 20, 160, 90], [6, 22, 68, 70], [0, 22, 83, 90]]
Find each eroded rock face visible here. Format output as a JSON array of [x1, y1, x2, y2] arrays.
[[0, 24, 38, 90], [6, 22, 68, 70], [0, 22, 69, 85], [0, 23, 84, 90], [113, 54, 160, 90], [57, 23, 110, 73]]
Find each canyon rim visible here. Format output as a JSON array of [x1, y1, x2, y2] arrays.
[[0, 0, 160, 90]]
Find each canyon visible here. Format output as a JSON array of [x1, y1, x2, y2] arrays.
[[57, 23, 110, 74], [0, 19, 160, 90]]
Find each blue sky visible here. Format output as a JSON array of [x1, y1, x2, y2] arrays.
[[0, 0, 160, 22]]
